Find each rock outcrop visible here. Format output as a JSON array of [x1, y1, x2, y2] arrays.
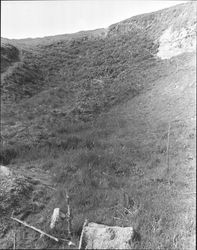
[[157, 25, 196, 59], [0, 165, 33, 214], [80, 222, 135, 249]]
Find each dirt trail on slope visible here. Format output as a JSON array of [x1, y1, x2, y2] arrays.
[[1, 52, 22, 82]]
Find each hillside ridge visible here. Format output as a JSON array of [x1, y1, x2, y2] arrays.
[[0, 2, 196, 249], [2, 2, 194, 45]]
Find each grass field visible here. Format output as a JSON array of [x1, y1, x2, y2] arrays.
[[0, 2, 196, 249]]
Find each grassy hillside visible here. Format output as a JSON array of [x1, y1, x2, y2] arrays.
[[1, 43, 19, 73], [0, 2, 196, 249], [108, 1, 196, 38], [1, 44, 44, 104]]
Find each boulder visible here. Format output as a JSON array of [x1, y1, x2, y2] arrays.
[[0, 165, 12, 177], [80, 222, 135, 249]]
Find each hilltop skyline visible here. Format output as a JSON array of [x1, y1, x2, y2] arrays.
[[2, 0, 187, 39]]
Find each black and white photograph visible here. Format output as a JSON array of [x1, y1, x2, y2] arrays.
[[1, 0, 196, 249]]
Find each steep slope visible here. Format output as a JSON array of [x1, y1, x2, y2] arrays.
[[1, 43, 19, 73], [1, 43, 44, 104], [0, 2, 196, 249], [1, 3, 196, 146]]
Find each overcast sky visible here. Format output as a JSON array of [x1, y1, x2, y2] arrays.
[[2, 0, 188, 39]]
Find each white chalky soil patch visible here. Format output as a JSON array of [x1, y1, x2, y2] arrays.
[[157, 26, 196, 59]]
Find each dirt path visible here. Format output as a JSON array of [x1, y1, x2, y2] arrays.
[[10, 161, 55, 189], [1, 53, 22, 82]]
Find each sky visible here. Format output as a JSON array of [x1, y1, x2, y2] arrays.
[[1, 0, 188, 39]]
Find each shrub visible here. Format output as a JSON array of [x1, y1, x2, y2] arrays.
[[0, 145, 18, 165]]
